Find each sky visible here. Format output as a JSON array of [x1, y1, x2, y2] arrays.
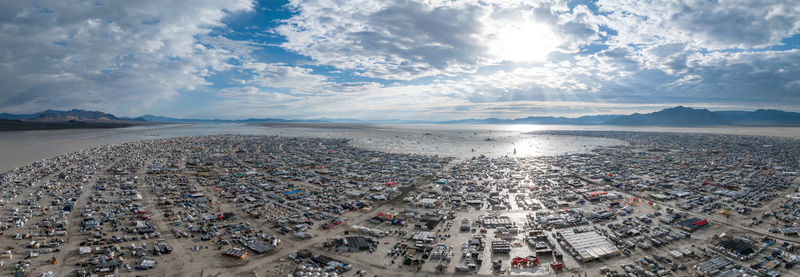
[[1, 0, 799, 120]]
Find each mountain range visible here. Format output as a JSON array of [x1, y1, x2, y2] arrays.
[[443, 114, 621, 125], [2, 106, 800, 130], [0, 109, 146, 131], [605, 106, 728, 126], [137, 114, 358, 123], [446, 106, 800, 126], [0, 109, 146, 122]]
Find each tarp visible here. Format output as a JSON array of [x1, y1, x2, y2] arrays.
[[587, 191, 607, 197]]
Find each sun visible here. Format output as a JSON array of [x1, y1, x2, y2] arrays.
[[487, 19, 560, 62]]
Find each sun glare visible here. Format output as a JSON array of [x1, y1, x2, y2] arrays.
[[488, 19, 560, 62]]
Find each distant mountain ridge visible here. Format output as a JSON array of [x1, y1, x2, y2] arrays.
[[606, 106, 730, 126], [36, 109, 118, 121], [443, 115, 622, 125], [0, 109, 146, 122], [715, 109, 800, 126], [446, 106, 800, 126], [3, 106, 800, 127], [0, 109, 61, 120], [138, 114, 361, 123], [0, 109, 146, 131]]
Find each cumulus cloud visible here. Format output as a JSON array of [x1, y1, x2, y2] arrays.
[[231, 0, 800, 119], [218, 86, 302, 102], [276, 0, 489, 80], [0, 0, 254, 114], [598, 0, 800, 50], [275, 0, 603, 80], [672, 49, 800, 104], [237, 62, 329, 94], [2, 0, 800, 119]]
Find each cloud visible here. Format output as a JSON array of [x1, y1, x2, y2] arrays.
[[237, 62, 329, 94], [229, 62, 385, 98], [0, 0, 254, 114], [275, 0, 606, 80], [2, 0, 800, 119], [276, 0, 489, 80], [218, 86, 302, 102], [672, 49, 800, 104], [598, 0, 800, 50]]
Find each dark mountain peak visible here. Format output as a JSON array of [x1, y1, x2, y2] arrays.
[[753, 109, 791, 114], [658, 105, 708, 113], [606, 106, 730, 126], [34, 109, 122, 122], [715, 108, 800, 125]]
